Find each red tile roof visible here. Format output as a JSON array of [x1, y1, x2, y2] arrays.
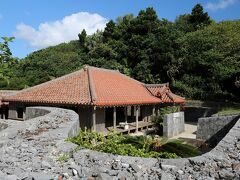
[[4, 70, 91, 105], [4, 66, 184, 106], [89, 67, 161, 106], [145, 84, 185, 103], [0, 90, 18, 107]]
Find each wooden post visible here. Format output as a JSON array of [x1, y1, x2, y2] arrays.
[[124, 107, 128, 124], [113, 107, 116, 130], [136, 106, 139, 132], [152, 106, 156, 116], [92, 106, 96, 131]]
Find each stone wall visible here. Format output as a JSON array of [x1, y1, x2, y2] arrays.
[[0, 106, 239, 179], [197, 114, 240, 141], [25, 106, 51, 120], [163, 111, 185, 138]]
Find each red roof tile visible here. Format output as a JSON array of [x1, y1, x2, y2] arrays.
[[89, 67, 161, 106], [4, 66, 184, 106], [4, 70, 91, 105], [145, 84, 185, 103], [0, 90, 18, 107]]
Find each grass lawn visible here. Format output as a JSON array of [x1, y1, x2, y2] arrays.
[[215, 106, 240, 116]]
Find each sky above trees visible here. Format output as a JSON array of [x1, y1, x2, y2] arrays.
[[0, 0, 239, 58]]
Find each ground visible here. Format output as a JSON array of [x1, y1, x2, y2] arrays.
[[171, 122, 197, 139]]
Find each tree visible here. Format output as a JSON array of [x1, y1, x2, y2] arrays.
[[0, 37, 16, 84], [177, 21, 240, 100], [189, 4, 211, 30], [103, 20, 116, 42], [78, 29, 87, 47], [175, 4, 212, 32]]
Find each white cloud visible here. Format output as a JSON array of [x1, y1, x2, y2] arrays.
[[14, 12, 108, 48], [205, 0, 237, 11]]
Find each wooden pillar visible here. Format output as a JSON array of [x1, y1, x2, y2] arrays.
[[124, 107, 128, 124], [136, 106, 139, 132], [92, 106, 96, 131], [113, 107, 116, 129], [152, 106, 156, 116]]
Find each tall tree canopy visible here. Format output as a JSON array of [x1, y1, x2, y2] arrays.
[[0, 37, 17, 86]]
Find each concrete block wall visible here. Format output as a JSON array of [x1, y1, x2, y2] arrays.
[[163, 111, 185, 138]]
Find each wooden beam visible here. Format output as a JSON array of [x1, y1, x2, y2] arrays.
[[113, 107, 116, 130], [136, 106, 139, 132], [92, 106, 96, 131]]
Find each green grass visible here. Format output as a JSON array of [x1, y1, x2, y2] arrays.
[[215, 106, 240, 116], [68, 130, 201, 159], [160, 140, 201, 158]]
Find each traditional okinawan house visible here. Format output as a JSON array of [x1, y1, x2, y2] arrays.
[[3, 66, 185, 133], [0, 90, 18, 119]]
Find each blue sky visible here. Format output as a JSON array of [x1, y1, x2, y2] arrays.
[[0, 0, 239, 58]]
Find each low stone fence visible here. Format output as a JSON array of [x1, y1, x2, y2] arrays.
[[0, 106, 239, 180], [197, 114, 240, 142], [25, 106, 51, 120], [163, 111, 185, 138]]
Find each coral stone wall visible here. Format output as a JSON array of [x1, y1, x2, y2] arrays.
[[0, 106, 239, 180], [197, 114, 240, 141]]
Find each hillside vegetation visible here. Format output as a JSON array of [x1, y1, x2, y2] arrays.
[[1, 4, 240, 101]]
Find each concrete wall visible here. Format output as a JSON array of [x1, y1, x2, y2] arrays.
[[163, 111, 185, 138], [197, 114, 240, 142]]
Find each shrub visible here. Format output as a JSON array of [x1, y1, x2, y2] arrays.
[[68, 130, 201, 159], [152, 106, 180, 126]]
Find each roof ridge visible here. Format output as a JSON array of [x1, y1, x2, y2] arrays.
[[3, 69, 84, 101], [144, 83, 169, 87], [87, 65, 120, 74], [87, 66, 98, 104]]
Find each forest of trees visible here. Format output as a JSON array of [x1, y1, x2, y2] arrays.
[[1, 4, 240, 101]]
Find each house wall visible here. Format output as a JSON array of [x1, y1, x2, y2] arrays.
[[78, 106, 92, 130], [0, 106, 8, 119], [141, 105, 153, 122], [96, 107, 106, 131], [8, 103, 26, 120]]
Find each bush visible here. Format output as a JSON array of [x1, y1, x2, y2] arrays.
[[152, 106, 180, 126], [68, 130, 200, 159]]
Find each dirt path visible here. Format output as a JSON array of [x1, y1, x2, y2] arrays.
[[171, 122, 197, 139]]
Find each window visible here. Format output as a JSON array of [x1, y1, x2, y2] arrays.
[[17, 108, 24, 119]]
